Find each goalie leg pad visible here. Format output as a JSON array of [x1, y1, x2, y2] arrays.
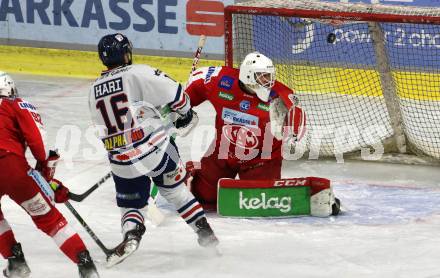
[[218, 177, 339, 218], [310, 189, 335, 217], [309, 178, 340, 217]]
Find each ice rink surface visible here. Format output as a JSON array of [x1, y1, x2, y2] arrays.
[[2, 74, 440, 278]]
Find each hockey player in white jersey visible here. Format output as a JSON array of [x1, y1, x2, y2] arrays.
[[89, 33, 218, 266]]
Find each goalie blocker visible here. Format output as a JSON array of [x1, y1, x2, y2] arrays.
[[217, 177, 340, 218]]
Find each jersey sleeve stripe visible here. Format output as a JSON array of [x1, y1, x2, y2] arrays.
[[170, 84, 183, 106], [169, 86, 188, 111], [170, 94, 188, 111]]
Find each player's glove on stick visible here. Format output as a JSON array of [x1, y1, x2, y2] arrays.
[[173, 109, 199, 137], [49, 179, 70, 203], [36, 149, 60, 182]]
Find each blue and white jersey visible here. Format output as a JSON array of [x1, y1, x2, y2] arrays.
[[89, 64, 190, 179]]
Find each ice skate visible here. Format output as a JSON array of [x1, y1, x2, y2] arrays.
[[106, 223, 146, 267], [3, 243, 31, 278], [77, 250, 99, 278], [195, 217, 219, 248]]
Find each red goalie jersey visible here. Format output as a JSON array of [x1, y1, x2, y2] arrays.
[[0, 97, 48, 162], [185, 66, 305, 165], [185, 66, 306, 209]]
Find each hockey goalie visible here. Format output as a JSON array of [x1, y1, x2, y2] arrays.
[[184, 52, 341, 218]]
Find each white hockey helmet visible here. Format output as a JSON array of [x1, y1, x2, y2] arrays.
[[0, 71, 17, 97], [239, 52, 276, 102]]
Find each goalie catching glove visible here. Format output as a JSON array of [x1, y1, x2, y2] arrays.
[[269, 97, 306, 152]]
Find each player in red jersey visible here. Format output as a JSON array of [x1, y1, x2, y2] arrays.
[[0, 72, 99, 278], [184, 52, 307, 210]]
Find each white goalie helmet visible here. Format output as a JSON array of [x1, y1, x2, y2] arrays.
[[0, 71, 17, 97], [239, 52, 276, 102]]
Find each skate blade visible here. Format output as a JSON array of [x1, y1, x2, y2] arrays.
[[203, 245, 222, 257], [3, 268, 31, 278], [213, 247, 222, 257], [106, 241, 139, 268], [106, 250, 134, 268]]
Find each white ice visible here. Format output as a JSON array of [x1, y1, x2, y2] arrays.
[[2, 74, 440, 278]]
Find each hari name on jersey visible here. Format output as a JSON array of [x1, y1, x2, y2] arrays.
[[185, 66, 305, 164], [89, 65, 190, 179]]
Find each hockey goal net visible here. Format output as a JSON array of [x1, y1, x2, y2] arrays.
[[225, 0, 440, 162]]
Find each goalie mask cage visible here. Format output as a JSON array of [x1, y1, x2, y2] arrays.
[[225, 0, 440, 162]]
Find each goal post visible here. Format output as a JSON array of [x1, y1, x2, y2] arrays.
[[224, 0, 440, 162]]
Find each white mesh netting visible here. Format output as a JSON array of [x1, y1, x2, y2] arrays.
[[227, 0, 440, 159]]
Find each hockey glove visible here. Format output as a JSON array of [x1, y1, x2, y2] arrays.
[[49, 179, 70, 203], [283, 106, 306, 154], [35, 150, 60, 182], [174, 109, 193, 129], [173, 109, 199, 137], [185, 161, 198, 191], [269, 98, 288, 140]]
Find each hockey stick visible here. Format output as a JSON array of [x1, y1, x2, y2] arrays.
[[190, 35, 207, 77], [68, 171, 165, 226], [160, 35, 207, 122], [163, 35, 207, 135], [68, 172, 112, 202], [65, 201, 114, 258]]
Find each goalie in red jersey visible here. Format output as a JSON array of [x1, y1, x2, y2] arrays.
[[0, 72, 99, 278], [184, 52, 327, 212]]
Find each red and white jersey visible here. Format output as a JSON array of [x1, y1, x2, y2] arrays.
[[0, 97, 48, 162], [185, 66, 302, 165]]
